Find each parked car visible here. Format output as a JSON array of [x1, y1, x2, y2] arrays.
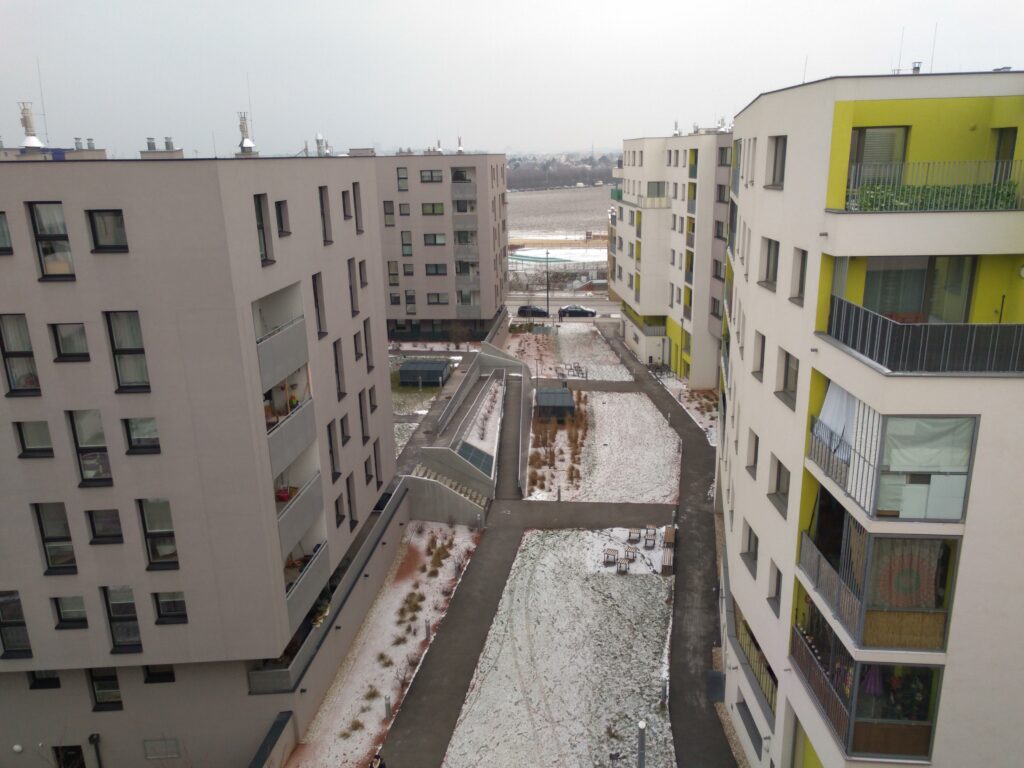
[[558, 304, 597, 318], [517, 305, 549, 318]]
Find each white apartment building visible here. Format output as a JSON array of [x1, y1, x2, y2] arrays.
[[0, 153, 407, 766], [717, 72, 1024, 767], [375, 152, 509, 341], [609, 128, 731, 389]]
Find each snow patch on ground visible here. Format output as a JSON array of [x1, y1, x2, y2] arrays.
[[393, 422, 417, 458], [655, 372, 718, 447], [442, 529, 675, 768], [462, 378, 503, 456], [529, 393, 679, 504], [390, 355, 443, 416], [286, 524, 477, 768], [390, 341, 479, 353], [504, 323, 631, 381]]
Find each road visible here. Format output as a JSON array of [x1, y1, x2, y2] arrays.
[[506, 290, 620, 318]]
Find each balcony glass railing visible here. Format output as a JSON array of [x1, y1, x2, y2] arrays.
[[845, 159, 1023, 212], [827, 295, 1024, 373]]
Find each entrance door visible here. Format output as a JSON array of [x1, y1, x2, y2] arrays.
[[54, 746, 86, 768]]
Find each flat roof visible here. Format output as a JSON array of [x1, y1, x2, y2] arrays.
[[399, 359, 452, 373], [536, 388, 575, 407]]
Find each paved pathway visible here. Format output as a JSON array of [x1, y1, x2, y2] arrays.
[[494, 376, 523, 500]]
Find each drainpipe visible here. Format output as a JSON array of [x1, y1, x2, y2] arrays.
[[88, 733, 103, 768]]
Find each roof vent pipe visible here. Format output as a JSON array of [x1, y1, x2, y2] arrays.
[[18, 102, 44, 149], [86, 138, 95, 150], [164, 137, 174, 151], [912, 61, 922, 74], [74, 137, 83, 150], [146, 137, 157, 151]]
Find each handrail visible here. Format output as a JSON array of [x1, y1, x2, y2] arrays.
[[256, 314, 304, 344], [790, 626, 851, 745], [845, 159, 1022, 212], [798, 531, 863, 636], [276, 471, 321, 520]]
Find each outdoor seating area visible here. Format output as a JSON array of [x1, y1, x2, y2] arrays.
[[600, 525, 676, 575]]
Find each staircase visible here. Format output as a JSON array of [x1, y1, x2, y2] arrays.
[[411, 464, 489, 508]]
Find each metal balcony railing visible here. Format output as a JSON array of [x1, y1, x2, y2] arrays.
[[683, 304, 692, 320], [791, 626, 851, 745], [807, 416, 852, 489], [687, 199, 696, 214], [827, 295, 1024, 373], [684, 270, 693, 284], [686, 232, 695, 248], [845, 159, 1023, 212], [798, 531, 862, 635]]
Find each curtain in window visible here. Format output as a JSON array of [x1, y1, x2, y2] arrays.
[[57, 324, 88, 354], [32, 203, 67, 235], [1, 315, 32, 351], [815, 381, 857, 462], [73, 410, 106, 447], [868, 539, 944, 610], [93, 212, 126, 246], [128, 418, 159, 445], [109, 312, 143, 348], [142, 500, 173, 532], [882, 418, 974, 473]]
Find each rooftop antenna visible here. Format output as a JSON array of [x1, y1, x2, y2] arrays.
[[247, 72, 254, 144], [457, 135, 464, 154], [929, 22, 938, 73], [896, 26, 905, 74], [672, 121, 680, 137], [18, 102, 44, 149], [802, 55, 808, 83], [36, 58, 49, 144], [238, 112, 255, 153]]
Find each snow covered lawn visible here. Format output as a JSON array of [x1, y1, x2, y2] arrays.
[[393, 422, 417, 458], [504, 323, 631, 381], [442, 529, 675, 768], [462, 378, 503, 456], [390, 355, 456, 416], [655, 372, 718, 447], [286, 524, 478, 768], [529, 392, 679, 504], [389, 340, 479, 353]]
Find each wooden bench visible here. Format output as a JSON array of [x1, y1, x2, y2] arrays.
[[625, 545, 638, 562], [661, 548, 674, 575], [616, 557, 630, 574], [627, 528, 641, 543], [603, 548, 619, 566]]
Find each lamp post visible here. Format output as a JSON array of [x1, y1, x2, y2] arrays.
[[546, 249, 551, 318]]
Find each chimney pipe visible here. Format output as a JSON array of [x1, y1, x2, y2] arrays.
[[912, 61, 922, 74], [18, 102, 44, 149], [146, 137, 157, 151], [164, 137, 174, 151], [87, 138, 95, 150], [74, 137, 83, 150]]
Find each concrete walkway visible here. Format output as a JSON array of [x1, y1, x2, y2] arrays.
[[494, 376, 523, 501], [489, 499, 674, 529]]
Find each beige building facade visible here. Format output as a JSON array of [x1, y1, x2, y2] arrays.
[[0, 155, 408, 766]]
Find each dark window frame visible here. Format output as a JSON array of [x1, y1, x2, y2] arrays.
[[86, 509, 123, 545], [0, 211, 12, 255], [15, 420, 53, 458], [425, 263, 448, 276], [352, 181, 364, 234], [50, 322, 90, 362], [345, 473, 357, 532], [397, 167, 409, 191], [318, 186, 333, 244], [341, 189, 353, 220], [104, 311, 150, 393], [332, 338, 346, 400], [383, 200, 395, 227], [53, 596, 88, 629], [102, 586, 142, 654], [69, 410, 112, 487], [327, 421, 341, 482], [766, 136, 787, 188], [34, 503, 77, 575], [0, 313, 41, 396], [87, 209, 129, 253], [27, 201, 75, 281], [29, 669, 61, 689], [420, 169, 443, 183], [153, 591, 188, 625], [123, 417, 160, 455], [275, 200, 291, 236], [340, 413, 351, 445], [138, 499, 179, 571], [144, 664, 176, 684], [89, 667, 123, 711], [254, 195, 273, 265], [312, 273, 327, 339], [0, 591, 32, 658]]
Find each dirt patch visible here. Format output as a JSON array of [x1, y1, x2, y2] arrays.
[[394, 543, 424, 583]]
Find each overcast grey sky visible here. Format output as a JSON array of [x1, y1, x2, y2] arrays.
[[1, 0, 1020, 157]]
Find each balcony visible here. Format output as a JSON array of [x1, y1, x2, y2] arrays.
[[450, 181, 477, 201], [686, 232, 695, 248], [790, 625, 852, 744], [635, 195, 670, 209], [688, 164, 697, 179], [798, 531, 862, 634], [454, 242, 479, 258], [683, 305, 692, 320], [256, 316, 308, 393], [844, 160, 1023, 212], [684, 270, 693, 285], [267, 396, 316, 477], [456, 303, 481, 319], [285, 541, 329, 634], [610, 187, 623, 202], [687, 199, 696, 214], [826, 295, 1024, 374], [276, 471, 324, 561], [452, 212, 478, 229], [455, 271, 481, 287]]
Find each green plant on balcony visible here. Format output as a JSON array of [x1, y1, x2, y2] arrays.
[[849, 179, 1019, 212]]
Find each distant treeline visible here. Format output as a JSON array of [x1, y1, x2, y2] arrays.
[[507, 160, 617, 191]]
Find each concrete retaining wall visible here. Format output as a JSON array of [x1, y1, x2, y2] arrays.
[[405, 476, 488, 528]]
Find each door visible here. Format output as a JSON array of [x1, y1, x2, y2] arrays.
[[995, 127, 1017, 182]]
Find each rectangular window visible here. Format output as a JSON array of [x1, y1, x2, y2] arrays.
[[89, 667, 122, 711], [29, 670, 61, 689], [363, 318, 374, 371], [139, 499, 178, 570], [397, 167, 409, 191], [403, 262, 414, 277], [716, 184, 729, 203], [69, 410, 112, 485], [87, 209, 128, 252], [346, 258, 360, 316], [15, 420, 52, 458], [353, 330, 364, 360], [714, 220, 726, 239], [776, 350, 799, 409], [741, 523, 759, 577], [401, 230, 413, 256], [50, 323, 89, 361], [0, 591, 31, 658], [28, 202, 74, 278], [752, 332, 765, 381], [0, 211, 11, 254], [153, 591, 187, 624], [399, 202, 410, 216], [877, 416, 975, 521], [768, 455, 790, 517], [383, 200, 395, 227], [364, 455, 374, 485], [345, 472, 357, 532], [427, 293, 449, 305], [334, 492, 346, 527], [358, 389, 369, 445], [124, 417, 160, 454], [425, 263, 448, 276], [373, 437, 383, 490], [455, 199, 476, 213], [105, 311, 149, 391], [424, 233, 446, 246], [327, 421, 341, 481], [388, 260, 400, 286], [341, 189, 352, 219], [254, 195, 272, 264], [352, 182, 364, 233], [369, 385, 378, 412], [455, 230, 475, 245], [767, 562, 782, 616], [275, 200, 290, 235], [405, 289, 416, 309], [767, 136, 787, 187], [144, 665, 176, 684], [422, 202, 445, 215], [791, 248, 807, 303], [746, 430, 759, 477], [1, 314, 40, 394], [35, 502, 76, 573], [318, 186, 333, 243], [389, 293, 401, 305], [710, 297, 722, 318], [712, 260, 726, 280], [340, 413, 351, 445], [332, 338, 346, 399], [103, 586, 141, 652], [86, 509, 122, 544], [312, 273, 327, 338], [420, 169, 443, 183], [760, 238, 779, 288], [718, 146, 731, 166]]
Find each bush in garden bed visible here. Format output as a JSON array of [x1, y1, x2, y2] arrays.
[[849, 180, 1019, 212]]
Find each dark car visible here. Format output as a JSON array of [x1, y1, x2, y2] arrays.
[[558, 304, 597, 318], [517, 305, 549, 318]]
